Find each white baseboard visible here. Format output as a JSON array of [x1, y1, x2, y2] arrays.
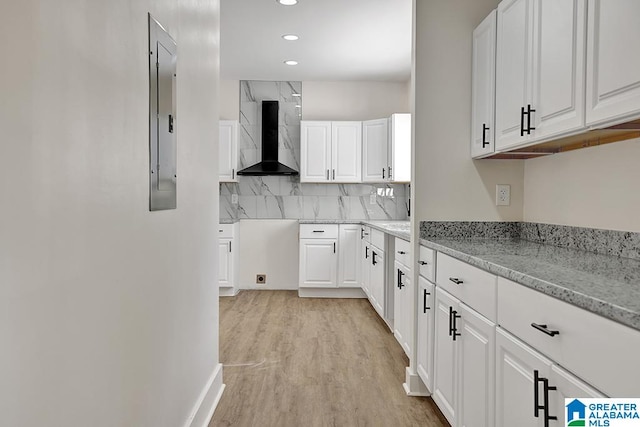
[[298, 287, 367, 299], [403, 367, 430, 397], [219, 287, 240, 297], [184, 363, 225, 427]]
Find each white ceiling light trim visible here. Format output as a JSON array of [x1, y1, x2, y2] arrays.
[[282, 34, 299, 41], [284, 60, 298, 66], [276, 0, 298, 5]]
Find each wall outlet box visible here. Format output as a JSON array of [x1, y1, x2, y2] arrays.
[[256, 274, 266, 284], [496, 184, 511, 206]]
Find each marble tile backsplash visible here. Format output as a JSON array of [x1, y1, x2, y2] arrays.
[[220, 80, 410, 222], [221, 179, 409, 221]]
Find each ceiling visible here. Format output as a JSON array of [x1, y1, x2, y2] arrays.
[[220, 0, 413, 82]]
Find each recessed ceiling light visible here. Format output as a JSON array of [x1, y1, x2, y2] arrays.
[[284, 60, 298, 66], [282, 34, 299, 41], [276, 0, 298, 5]]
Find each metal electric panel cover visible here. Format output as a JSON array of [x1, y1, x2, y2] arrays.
[[149, 14, 177, 211]]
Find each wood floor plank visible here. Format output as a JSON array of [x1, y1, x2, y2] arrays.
[[210, 291, 448, 427]]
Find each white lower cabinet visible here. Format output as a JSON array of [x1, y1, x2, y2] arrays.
[[416, 276, 435, 392], [549, 365, 605, 426], [360, 238, 371, 297], [338, 224, 361, 288], [218, 223, 239, 295], [458, 303, 495, 427], [218, 238, 233, 287], [433, 286, 496, 427], [393, 259, 412, 357], [369, 245, 385, 318], [299, 238, 337, 288]]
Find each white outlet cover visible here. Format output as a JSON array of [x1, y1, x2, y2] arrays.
[[496, 184, 511, 206]]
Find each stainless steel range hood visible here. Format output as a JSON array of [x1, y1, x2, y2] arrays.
[[236, 100, 299, 176]]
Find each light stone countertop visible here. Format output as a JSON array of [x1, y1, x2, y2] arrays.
[[420, 237, 640, 331], [298, 220, 411, 241]]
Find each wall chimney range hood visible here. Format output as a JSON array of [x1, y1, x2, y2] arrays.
[[236, 100, 299, 176]]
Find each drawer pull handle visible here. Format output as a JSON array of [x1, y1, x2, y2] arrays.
[[531, 323, 559, 337], [418, 260, 428, 265], [449, 277, 464, 285], [397, 251, 406, 255], [312, 230, 325, 233]]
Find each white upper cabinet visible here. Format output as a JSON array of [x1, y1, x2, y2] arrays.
[[471, 10, 497, 158], [388, 114, 411, 182], [332, 122, 362, 183], [495, 0, 586, 151], [300, 121, 361, 183], [300, 121, 332, 183], [362, 118, 389, 182], [530, 0, 586, 140], [495, 0, 534, 150], [219, 120, 238, 182], [586, 0, 640, 126]]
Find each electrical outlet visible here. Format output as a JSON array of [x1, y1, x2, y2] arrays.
[[256, 274, 266, 284], [496, 184, 511, 206], [231, 194, 238, 204]]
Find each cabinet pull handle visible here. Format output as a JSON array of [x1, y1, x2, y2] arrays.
[[169, 114, 174, 133], [382, 168, 385, 179], [361, 228, 364, 239], [332, 169, 335, 180], [531, 323, 559, 337], [520, 106, 526, 137], [312, 230, 325, 233], [397, 250, 406, 255], [365, 246, 369, 259], [326, 169, 329, 180], [388, 166, 392, 179], [526, 104, 536, 134], [232, 169, 235, 180], [228, 241, 231, 252], [397, 269, 404, 289], [372, 251, 377, 265], [418, 260, 428, 265], [533, 370, 557, 426], [482, 123, 489, 148], [333, 242, 336, 253], [423, 289, 431, 312], [449, 277, 464, 285], [449, 306, 461, 340]]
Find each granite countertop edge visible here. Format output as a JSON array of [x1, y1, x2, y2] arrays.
[[419, 238, 640, 332], [298, 220, 411, 240]]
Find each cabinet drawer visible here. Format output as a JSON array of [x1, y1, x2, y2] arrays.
[[395, 237, 410, 267], [300, 224, 339, 239], [436, 253, 496, 321], [418, 246, 435, 282], [497, 277, 640, 397], [218, 224, 235, 238], [370, 228, 385, 250]]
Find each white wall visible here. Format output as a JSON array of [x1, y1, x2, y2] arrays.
[[220, 79, 240, 120], [302, 81, 410, 120], [0, 1, 221, 426], [412, 0, 524, 222], [524, 138, 640, 232], [238, 220, 300, 290]]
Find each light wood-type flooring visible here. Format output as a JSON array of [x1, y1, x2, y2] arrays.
[[210, 290, 448, 427]]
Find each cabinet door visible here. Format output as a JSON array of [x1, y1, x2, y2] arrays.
[[389, 113, 411, 182], [300, 121, 332, 183], [362, 119, 388, 182], [530, 0, 586, 141], [218, 238, 232, 287], [549, 365, 605, 426], [495, 0, 534, 150], [496, 328, 553, 427], [471, 11, 497, 158], [586, 0, 640, 126], [332, 122, 362, 183], [299, 238, 337, 288], [361, 241, 371, 297], [219, 121, 238, 182], [369, 247, 385, 317], [393, 261, 412, 357], [432, 288, 460, 426], [459, 303, 496, 427], [338, 225, 361, 288], [416, 276, 435, 392]]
